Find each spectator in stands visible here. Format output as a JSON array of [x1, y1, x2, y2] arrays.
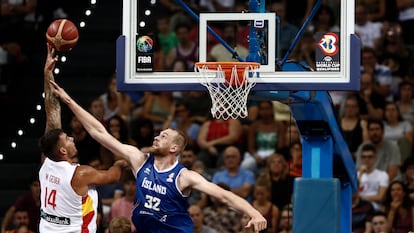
[[188, 204, 218, 233], [251, 180, 279, 233], [256, 154, 294, 210], [401, 156, 414, 201], [361, 46, 393, 100], [396, 0, 414, 50], [396, 81, 414, 123], [203, 182, 241, 233], [371, 211, 390, 233], [352, 188, 375, 233], [355, 3, 383, 49], [290, 31, 316, 70], [237, 213, 255, 233], [169, 57, 190, 72], [287, 142, 302, 177], [107, 172, 136, 233], [152, 34, 167, 72], [340, 94, 368, 157], [165, 23, 199, 70], [108, 216, 131, 233], [356, 72, 386, 120], [383, 102, 413, 162], [163, 102, 200, 147], [277, 122, 301, 160], [308, 4, 339, 33], [376, 22, 411, 86], [68, 114, 101, 166], [268, 1, 299, 57], [197, 117, 243, 170], [141, 91, 174, 133], [356, 118, 401, 181], [98, 115, 136, 219], [1, 177, 40, 233], [156, 15, 178, 56], [277, 204, 293, 233], [179, 146, 209, 208], [88, 96, 106, 125], [100, 115, 137, 169], [182, 91, 211, 125], [357, 0, 387, 22], [381, 180, 414, 233], [284, 0, 314, 27], [207, 23, 248, 62], [212, 146, 255, 201], [0, 0, 38, 55], [4, 208, 35, 233], [357, 143, 389, 211], [99, 74, 133, 123], [241, 101, 286, 173], [129, 118, 155, 150], [99, 74, 120, 121]]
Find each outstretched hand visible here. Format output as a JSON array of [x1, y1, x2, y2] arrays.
[[245, 215, 267, 233], [44, 43, 58, 75], [50, 80, 71, 104]]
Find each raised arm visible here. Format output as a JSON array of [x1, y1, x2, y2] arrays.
[[50, 80, 147, 173], [41, 44, 62, 164], [44, 44, 61, 132], [180, 169, 267, 233]]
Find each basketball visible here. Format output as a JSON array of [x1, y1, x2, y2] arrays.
[[46, 19, 79, 52]]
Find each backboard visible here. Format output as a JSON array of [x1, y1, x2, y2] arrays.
[[116, 0, 360, 91]]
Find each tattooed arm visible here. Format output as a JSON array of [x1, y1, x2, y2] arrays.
[[42, 44, 61, 163]]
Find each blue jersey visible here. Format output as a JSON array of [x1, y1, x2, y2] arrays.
[[132, 154, 193, 233]]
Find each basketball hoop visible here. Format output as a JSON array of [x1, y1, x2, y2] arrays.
[[195, 62, 260, 120]]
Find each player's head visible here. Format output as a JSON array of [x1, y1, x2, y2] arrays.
[[151, 128, 187, 157], [39, 128, 77, 162]]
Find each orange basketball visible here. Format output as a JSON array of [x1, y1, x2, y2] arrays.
[[46, 19, 79, 52]]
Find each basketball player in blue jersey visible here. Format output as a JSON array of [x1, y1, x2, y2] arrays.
[[50, 81, 267, 233], [39, 44, 128, 233]]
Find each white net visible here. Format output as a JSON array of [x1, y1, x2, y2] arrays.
[[195, 62, 260, 120]]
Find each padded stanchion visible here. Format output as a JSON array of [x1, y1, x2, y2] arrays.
[[292, 178, 341, 233]]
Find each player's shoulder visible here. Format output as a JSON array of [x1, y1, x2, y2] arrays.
[[178, 169, 204, 185]]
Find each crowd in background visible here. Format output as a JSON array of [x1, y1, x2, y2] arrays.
[[2, 0, 414, 233]]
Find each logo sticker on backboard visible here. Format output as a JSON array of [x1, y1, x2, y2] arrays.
[[136, 35, 153, 72], [315, 32, 340, 72]]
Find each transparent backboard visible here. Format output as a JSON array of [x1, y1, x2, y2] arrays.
[[116, 0, 360, 91]]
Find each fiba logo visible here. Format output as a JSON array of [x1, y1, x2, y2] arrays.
[[317, 33, 339, 56], [137, 35, 153, 53]]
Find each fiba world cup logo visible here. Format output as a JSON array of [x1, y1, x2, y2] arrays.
[[137, 35, 153, 53], [317, 33, 339, 56]]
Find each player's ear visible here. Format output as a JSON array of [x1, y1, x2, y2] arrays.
[[170, 144, 179, 154], [58, 146, 67, 156]]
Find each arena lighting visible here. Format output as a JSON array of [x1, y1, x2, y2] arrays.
[[3, 2, 98, 159]]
